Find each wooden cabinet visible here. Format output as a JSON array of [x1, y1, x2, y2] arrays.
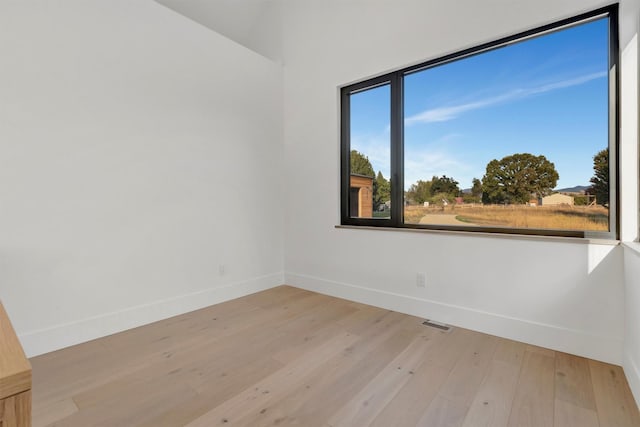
[[0, 302, 31, 427]]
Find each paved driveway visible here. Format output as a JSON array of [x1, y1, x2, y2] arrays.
[[418, 214, 471, 225]]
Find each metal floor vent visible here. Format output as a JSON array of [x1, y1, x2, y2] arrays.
[[422, 319, 452, 332]]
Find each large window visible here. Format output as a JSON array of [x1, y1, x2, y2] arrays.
[[341, 5, 619, 239]]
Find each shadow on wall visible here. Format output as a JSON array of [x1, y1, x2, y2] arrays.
[[588, 244, 617, 274]]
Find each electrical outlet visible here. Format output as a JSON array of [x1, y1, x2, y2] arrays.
[[219, 264, 226, 276], [416, 272, 426, 288]]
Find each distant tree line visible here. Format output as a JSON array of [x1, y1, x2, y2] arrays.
[[404, 153, 560, 206], [351, 148, 609, 208], [406, 175, 463, 205]]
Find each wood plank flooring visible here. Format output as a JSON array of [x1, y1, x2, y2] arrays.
[[30, 286, 640, 427]]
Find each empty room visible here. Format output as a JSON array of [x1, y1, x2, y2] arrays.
[[2, 0, 640, 426]]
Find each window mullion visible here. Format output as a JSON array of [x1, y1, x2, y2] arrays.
[[390, 72, 404, 227], [340, 89, 351, 225]]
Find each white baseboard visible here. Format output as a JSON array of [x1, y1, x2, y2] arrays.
[[20, 272, 284, 357], [285, 272, 623, 365], [624, 352, 640, 409]]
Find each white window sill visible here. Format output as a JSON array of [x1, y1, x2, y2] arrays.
[[335, 225, 620, 246]]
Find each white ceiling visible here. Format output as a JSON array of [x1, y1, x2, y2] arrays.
[[155, 0, 278, 60], [155, 0, 640, 63]]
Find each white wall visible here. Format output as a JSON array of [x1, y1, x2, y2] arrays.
[[621, 6, 640, 406], [624, 245, 640, 410], [281, 0, 638, 365], [0, 0, 284, 356]]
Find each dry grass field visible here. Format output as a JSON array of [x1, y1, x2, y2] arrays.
[[405, 204, 609, 231]]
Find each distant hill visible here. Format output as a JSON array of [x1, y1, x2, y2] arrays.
[[555, 185, 590, 193]]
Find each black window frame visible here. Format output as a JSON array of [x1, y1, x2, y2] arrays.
[[340, 4, 619, 240]]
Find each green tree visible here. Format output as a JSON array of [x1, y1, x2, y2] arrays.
[[406, 180, 432, 204], [589, 149, 609, 206], [471, 178, 483, 198], [482, 153, 559, 204], [574, 195, 588, 206], [350, 150, 374, 177], [374, 171, 390, 207], [431, 175, 460, 196], [460, 177, 483, 203], [430, 192, 455, 205]]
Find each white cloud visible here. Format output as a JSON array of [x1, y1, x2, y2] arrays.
[[403, 134, 473, 189], [353, 132, 481, 189], [404, 71, 607, 125], [351, 129, 391, 178]]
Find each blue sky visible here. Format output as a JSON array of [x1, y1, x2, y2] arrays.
[[350, 17, 609, 191]]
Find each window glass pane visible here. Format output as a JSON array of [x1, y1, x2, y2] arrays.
[[403, 18, 610, 232], [350, 84, 391, 219]]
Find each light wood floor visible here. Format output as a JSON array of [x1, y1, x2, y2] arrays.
[[31, 286, 640, 427]]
